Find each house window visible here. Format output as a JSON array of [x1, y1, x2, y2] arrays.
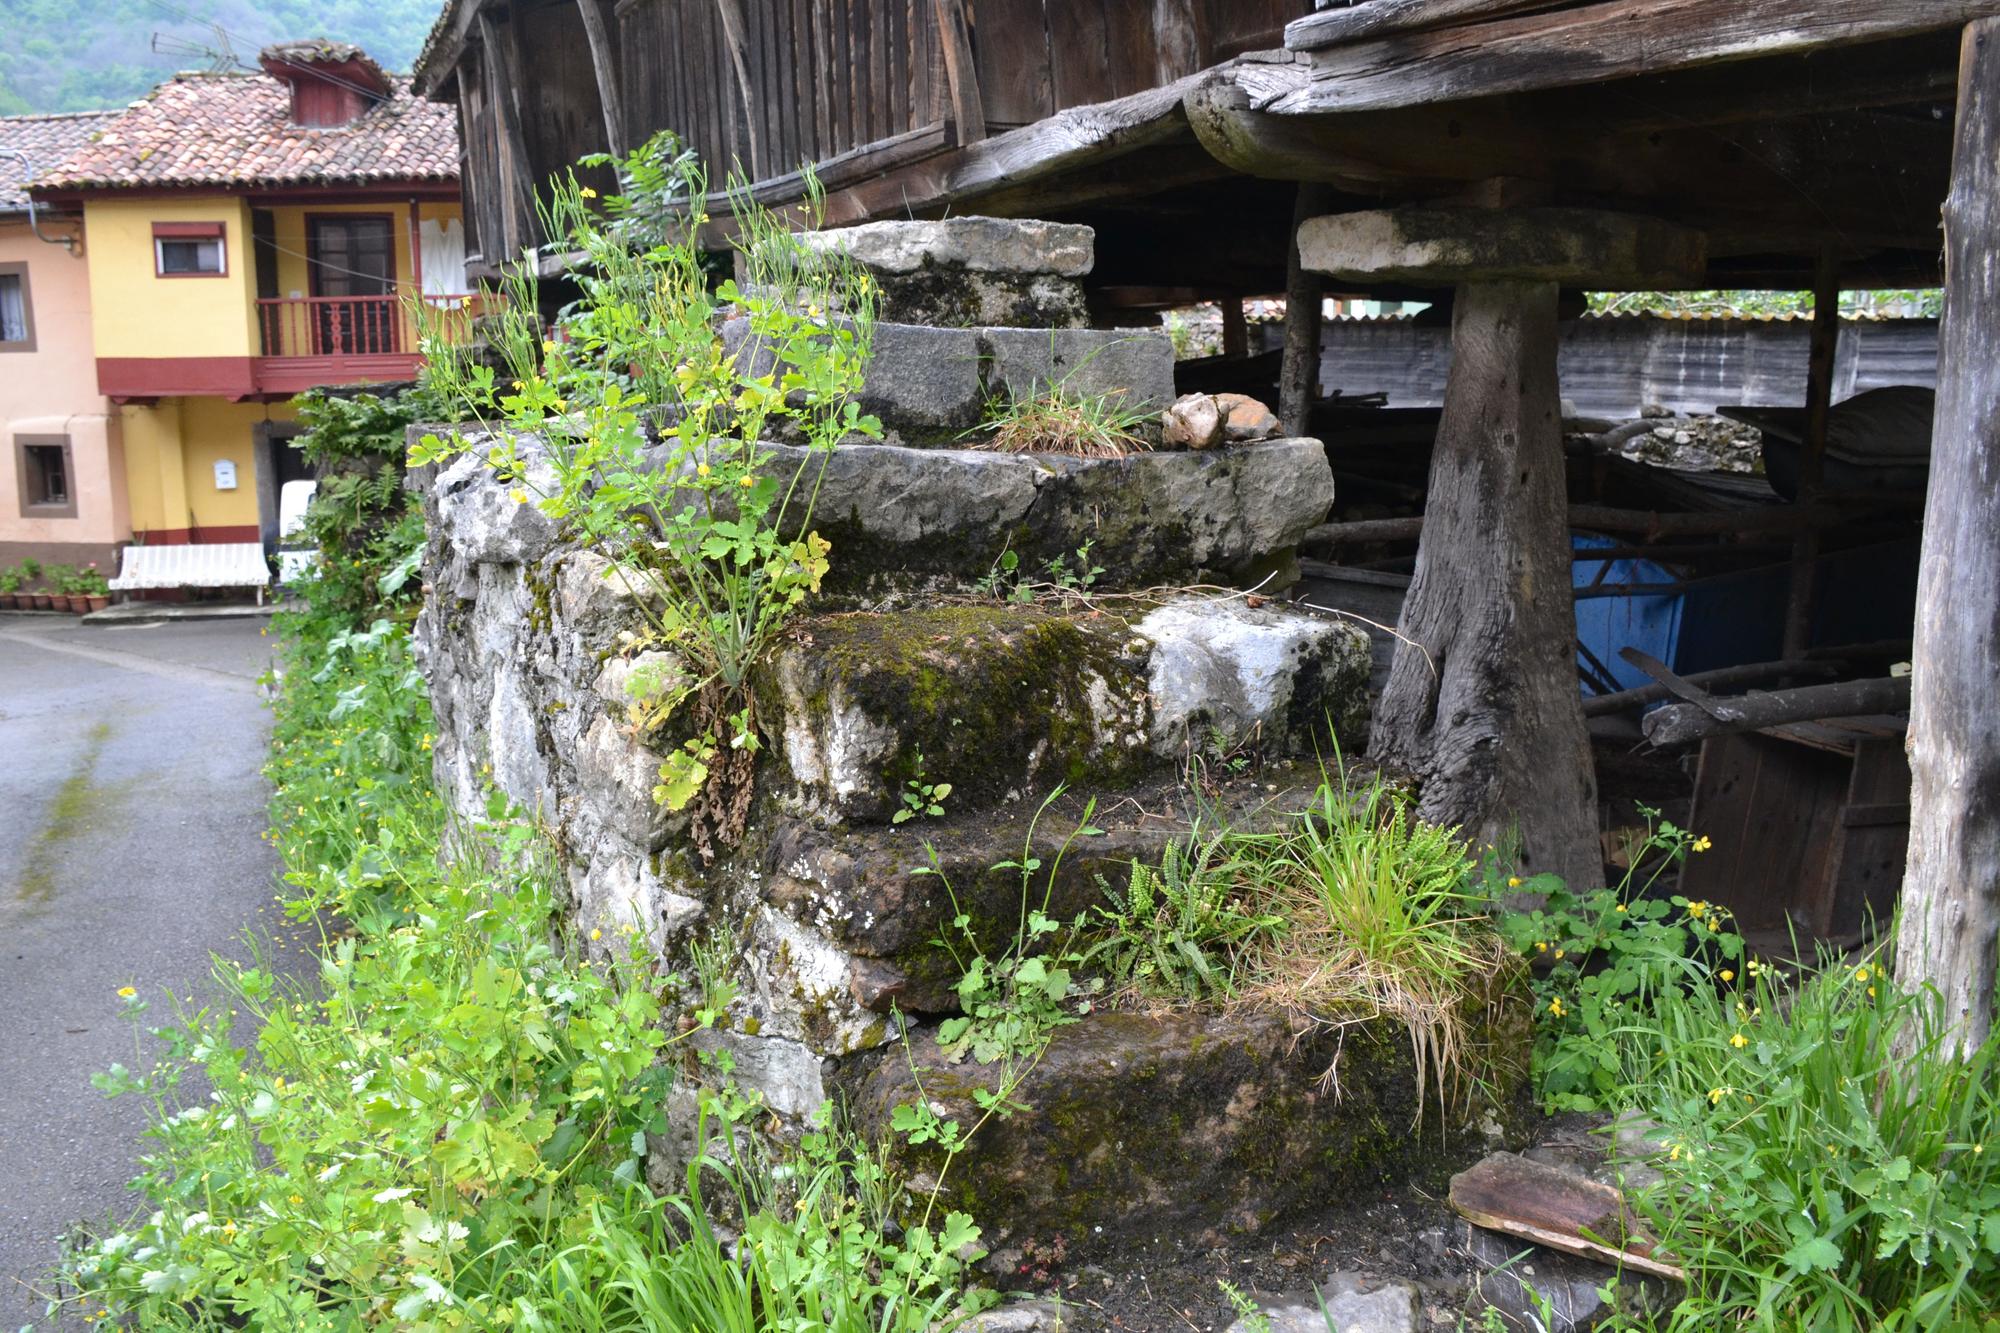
[[0, 263, 32, 351], [153, 222, 227, 277], [16, 436, 76, 519]]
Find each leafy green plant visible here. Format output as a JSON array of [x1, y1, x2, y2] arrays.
[[1497, 824, 2000, 1331], [925, 789, 1104, 1066], [893, 749, 953, 825], [414, 137, 881, 857], [1083, 829, 1282, 1002], [970, 542, 1103, 604], [291, 385, 439, 628], [1491, 809, 1737, 1110]]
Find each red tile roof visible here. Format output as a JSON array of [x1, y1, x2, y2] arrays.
[[34, 69, 457, 194], [0, 111, 122, 213]]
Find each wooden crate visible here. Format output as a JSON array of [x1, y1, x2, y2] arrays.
[[1678, 717, 1908, 942]]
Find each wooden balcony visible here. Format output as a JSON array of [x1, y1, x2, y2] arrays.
[[252, 294, 482, 394]]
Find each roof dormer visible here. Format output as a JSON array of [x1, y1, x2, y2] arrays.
[[258, 41, 391, 129]]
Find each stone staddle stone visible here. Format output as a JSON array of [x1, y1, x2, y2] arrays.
[[795, 216, 1095, 277]]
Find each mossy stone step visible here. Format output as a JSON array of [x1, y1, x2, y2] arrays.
[[754, 598, 1369, 827]]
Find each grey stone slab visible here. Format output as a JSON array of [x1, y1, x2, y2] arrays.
[[795, 217, 1095, 277], [979, 326, 1177, 417]]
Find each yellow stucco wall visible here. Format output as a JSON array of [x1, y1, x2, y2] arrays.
[[120, 396, 294, 535], [83, 196, 258, 360]]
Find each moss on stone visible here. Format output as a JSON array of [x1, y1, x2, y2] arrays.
[[754, 604, 1157, 819]]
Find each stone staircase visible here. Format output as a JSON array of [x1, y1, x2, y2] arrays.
[[410, 215, 1525, 1268]]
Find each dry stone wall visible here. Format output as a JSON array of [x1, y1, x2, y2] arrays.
[[411, 216, 1515, 1259]]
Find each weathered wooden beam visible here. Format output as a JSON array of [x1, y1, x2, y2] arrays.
[[1286, 0, 1584, 51], [1305, 502, 1852, 549], [1897, 15, 2000, 1055], [1642, 677, 1911, 746], [574, 0, 626, 161], [1781, 252, 1842, 658], [932, 0, 987, 146], [1582, 659, 1839, 717], [1269, 0, 2000, 117], [1298, 207, 1708, 289], [1371, 278, 1602, 887]]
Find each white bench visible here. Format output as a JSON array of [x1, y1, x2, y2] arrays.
[[108, 542, 273, 604]]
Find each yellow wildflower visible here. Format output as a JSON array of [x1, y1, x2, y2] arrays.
[[1719, 969, 1735, 982], [1730, 1032, 1749, 1049], [1507, 876, 1522, 888], [696, 463, 711, 478], [1692, 835, 1713, 852], [1615, 903, 1627, 913], [1535, 941, 1548, 953], [1686, 900, 1708, 918], [1709, 1087, 1727, 1106], [1548, 996, 1566, 1018], [1854, 966, 1871, 984], [1554, 949, 1566, 960], [511, 488, 528, 504], [1669, 1143, 1683, 1161], [580, 186, 598, 198], [739, 474, 755, 488], [117, 986, 137, 999], [1867, 986, 1876, 998], [590, 928, 602, 941]]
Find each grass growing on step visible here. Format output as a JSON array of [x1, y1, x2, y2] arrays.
[[1236, 774, 1513, 1116], [1076, 764, 1514, 1114], [971, 381, 1150, 458]]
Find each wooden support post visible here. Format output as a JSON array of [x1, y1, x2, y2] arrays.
[[932, 0, 986, 146], [712, 0, 764, 178], [575, 0, 627, 161], [1782, 250, 1841, 658], [1896, 16, 2000, 1054], [1372, 280, 1602, 886], [1220, 295, 1248, 359], [1281, 183, 1332, 437]]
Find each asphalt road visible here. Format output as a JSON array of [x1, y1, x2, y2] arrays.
[[0, 613, 313, 1329]]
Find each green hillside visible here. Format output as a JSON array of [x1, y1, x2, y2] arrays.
[[0, 0, 444, 116]]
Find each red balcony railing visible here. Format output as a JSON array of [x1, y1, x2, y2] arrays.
[[256, 294, 483, 360]]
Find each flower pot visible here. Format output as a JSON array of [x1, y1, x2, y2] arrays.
[[68, 595, 88, 613], [87, 595, 110, 612], [0, 593, 15, 610], [32, 593, 53, 611]]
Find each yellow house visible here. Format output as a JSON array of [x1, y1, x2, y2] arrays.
[[27, 41, 468, 552]]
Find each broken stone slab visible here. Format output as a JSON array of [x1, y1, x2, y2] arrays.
[[936, 1300, 1069, 1332], [795, 217, 1096, 277], [1225, 1273, 1422, 1333], [1297, 208, 1707, 289], [1458, 1220, 1682, 1333], [842, 1008, 1449, 1260], [753, 598, 1370, 825], [432, 444, 560, 566]]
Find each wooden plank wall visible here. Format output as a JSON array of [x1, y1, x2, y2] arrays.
[[973, 0, 1305, 129], [617, 0, 948, 182]]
